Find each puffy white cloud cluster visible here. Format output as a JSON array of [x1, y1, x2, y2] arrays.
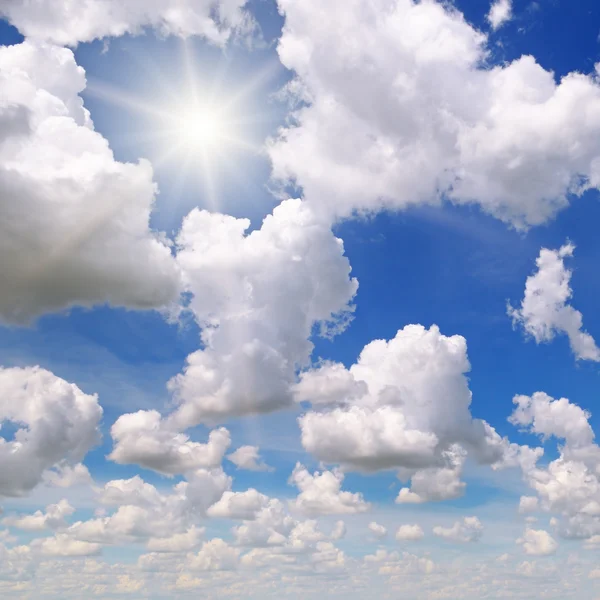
[[0, 40, 181, 324], [2, 500, 75, 532], [0, 366, 102, 497], [227, 446, 272, 472], [508, 392, 600, 540], [169, 198, 357, 426], [271, 0, 600, 229], [509, 243, 600, 361], [517, 528, 558, 556], [109, 410, 231, 476], [0, 0, 251, 46], [395, 524, 424, 542], [433, 517, 483, 543], [288, 463, 370, 516], [296, 325, 513, 499], [487, 0, 513, 30]]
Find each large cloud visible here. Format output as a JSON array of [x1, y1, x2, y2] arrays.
[[0, 41, 180, 324], [508, 243, 600, 362], [270, 0, 600, 229], [0, 366, 102, 497], [0, 0, 251, 46], [296, 325, 508, 477], [168, 198, 357, 426]]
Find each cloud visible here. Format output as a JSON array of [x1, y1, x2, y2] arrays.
[[0, 0, 251, 46], [227, 446, 273, 472], [433, 517, 483, 543], [298, 325, 508, 475], [517, 528, 558, 556], [508, 243, 600, 361], [186, 538, 240, 571], [288, 463, 370, 516], [0, 41, 181, 324], [207, 490, 271, 520], [42, 463, 93, 489], [271, 0, 600, 229], [169, 199, 357, 426], [109, 410, 231, 476], [146, 526, 204, 553], [32, 534, 101, 557], [395, 524, 424, 542], [0, 366, 102, 497], [3, 500, 75, 531], [368, 522, 388, 539], [519, 496, 540, 514], [487, 0, 513, 30]]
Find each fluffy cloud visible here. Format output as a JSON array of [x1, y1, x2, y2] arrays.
[[396, 445, 466, 503], [32, 534, 101, 557], [395, 524, 424, 542], [508, 244, 599, 361], [433, 517, 483, 543], [42, 463, 93, 489], [517, 528, 558, 556], [0, 366, 102, 497], [288, 463, 370, 516], [298, 325, 506, 475], [186, 538, 240, 571], [487, 0, 513, 30], [169, 199, 357, 426], [3, 500, 75, 532], [508, 392, 600, 540], [368, 522, 387, 539], [146, 526, 204, 553], [0, 0, 251, 46], [0, 41, 181, 324], [519, 496, 540, 514], [207, 490, 271, 520], [227, 446, 272, 472], [109, 410, 230, 476], [271, 0, 600, 229]]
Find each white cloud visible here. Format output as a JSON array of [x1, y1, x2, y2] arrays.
[[519, 496, 540, 514], [146, 526, 204, 553], [288, 463, 370, 516], [0, 41, 181, 324], [3, 500, 75, 531], [517, 528, 558, 556], [169, 199, 357, 426], [396, 445, 466, 503], [330, 521, 346, 541], [186, 538, 240, 571], [207, 490, 271, 520], [0, 0, 251, 46], [32, 534, 101, 557], [109, 410, 230, 476], [0, 366, 102, 497], [271, 0, 600, 230], [298, 325, 507, 474], [487, 0, 513, 30], [227, 446, 272, 472], [509, 244, 600, 361], [395, 524, 424, 542], [42, 463, 93, 489], [433, 517, 483, 543], [368, 522, 387, 539]]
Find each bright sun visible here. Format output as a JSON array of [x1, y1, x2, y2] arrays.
[[86, 39, 277, 212]]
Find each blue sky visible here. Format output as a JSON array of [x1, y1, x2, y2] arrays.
[[1, 0, 600, 598]]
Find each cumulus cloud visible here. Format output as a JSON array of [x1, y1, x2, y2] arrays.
[[0, 366, 102, 497], [186, 538, 240, 571], [42, 463, 93, 489], [395, 524, 424, 542], [507, 392, 600, 540], [288, 463, 370, 516], [487, 0, 513, 30], [146, 526, 204, 553], [519, 496, 540, 514], [271, 0, 600, 229], [508, 244, 600, 361], [517, 528, 558, 556], [0, 0, 251, 46], [109, 410, 230, 476], [169, 199, 357, 426], [32, 534, 101, 557], [298, 325, 508, 476], [0, 41, 181, 324], [207, 490, 271, 520], [433, 517, 483, 543], [368, 522, 388, 539], [3, 500, 75, 532], [227, 446, 272, 472]]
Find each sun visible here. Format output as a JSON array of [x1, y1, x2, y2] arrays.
[[85, 38, 279, 212]]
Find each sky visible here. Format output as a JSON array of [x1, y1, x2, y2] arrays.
[[1, 0, 600, 597]]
